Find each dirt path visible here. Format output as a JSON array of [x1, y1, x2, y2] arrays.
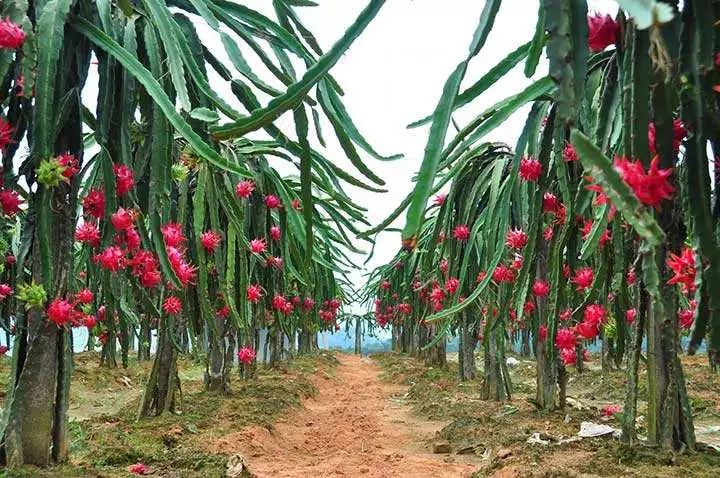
[[230, 354, 478, 477]]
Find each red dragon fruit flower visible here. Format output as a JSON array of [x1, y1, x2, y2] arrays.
[[614, 156, 674, 209], [127, 463, 149, 475], [648, 119, 686, 155], [561, 348, 577, 366], [161, 222, 186, 247], [237, 347, 256, 365], [47, 298, 73, 327], [75, 288, 94, 305], [444, 277, 459, 295], [246, 284, 263, 303], [0, 188, 23, 216], [571, 267, 594, 292], [0, 283, 13, 300], [264, 194, 281, 209], [542, 192, 560, 213], [563, 143, 578, 162], [452, 224, 470, 241], [83, 314, 97, 329], [532, 280, 551, 297], [678, 308, 695, 329], [625, 308, 637, 324], [270, 226, 281, 241], [492, 264, 515, 283], [0, 19, 25, 49], [111, 207, 134, 231], [112, 163, 135, 196], [302, 297, 315, 311], [56, 152, 79, 180], [576, 320, 600, 340], [96, 246, 126, 272], [519, 156, 542, 182], [434, 194, 447, 206], [505, 228, 528, 249], [555, 328, 576, 350], [82, 188, 106, 219], [666, 246, 696, 295], [75, 222, 101, 247], [200, 230, 222, 253], [249, 238, 267, 254], [0, 118, 14, 151], [162, 296, 182, 315], [587, 13, 618, 52], [235, 180, 255, 199]]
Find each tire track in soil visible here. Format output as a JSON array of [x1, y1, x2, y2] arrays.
[[220, 354, 478, 477]]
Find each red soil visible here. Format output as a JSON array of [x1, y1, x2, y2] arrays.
[[222, 354, 478, 477]]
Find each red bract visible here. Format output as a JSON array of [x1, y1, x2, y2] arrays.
[[678, 309, 695, 329], [140, 270, 161, 288], [542, 192, 560, 213], [587, 13, 618, 52], [563, 143, 578, 162], [75, 288, 94, 305], [571, 267, 594, 292], [246, 284, 263, 303], [0, 283, 13, 300], [56, 152, 79, 179], [576, 320, 599, 340], [264, 195, 281, 209], [162, 296, 182, 315], [453, 224, 470, 241], [492, 265, 515, 283], [434, 194, 446, 206], [538, 325, 548, 342], [648, 119, 686, 155], [625, 308, 637, 324], [614, 156, 674, 209], [444, 277, 459, 295], [235, 180, 255, 199], [555, 328, 576, 350], [249, 238, 266, 254], [237, 347, 256, 365], [270, 226, 281, 241], [0, 18, 25, 49], [161, 222, 186, 247], [519, 157, 542, 182], [111, 207, 134, 230], [82, 188, 106, 219], [531, 280, 550, 297], [75, 222, 100, 247], [626, 269, 637, 286], [47, 298, 73, 327], [429, 287, 445, 303], [0, 189, 22, 216], [505, 228, 528, 249], [584, 304, 606, 326], [112, 163, 134, 196], [200, 230, 222, 253], [128, 463, 148, 475], [667, 246, 696, 294], [97, 246, 126, 272]]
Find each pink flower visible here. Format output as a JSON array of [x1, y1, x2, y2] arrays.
[[82, 188, 106, 219], [47, 298, 73, 327], [571, 267, 594, 292], [246, 284, 263, 303], [249, 238, 267, 254], [0, 283, 12, 300], [264, 195, 281, 209], [200, 230, 222, 253], [57, 152, 79, 180], [453, 224, 470, 241], [112, 163, 134, 196], [531, 280, 550, 297], [75, 288, 94, 305], [162, 296, 182, 315], [235, 180, 255, 199], [505, 228, 528, 249], [111, 208, 134, 230], [563, 143, 578, 162], [0, 189, 23, 216], [270, 226, 281, 241], [237, 347, 256, 364], [519, 157, 542, 182], [128, 463, 149, 475]]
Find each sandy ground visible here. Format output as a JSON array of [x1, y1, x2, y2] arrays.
[[217, 354, 479, 477]]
